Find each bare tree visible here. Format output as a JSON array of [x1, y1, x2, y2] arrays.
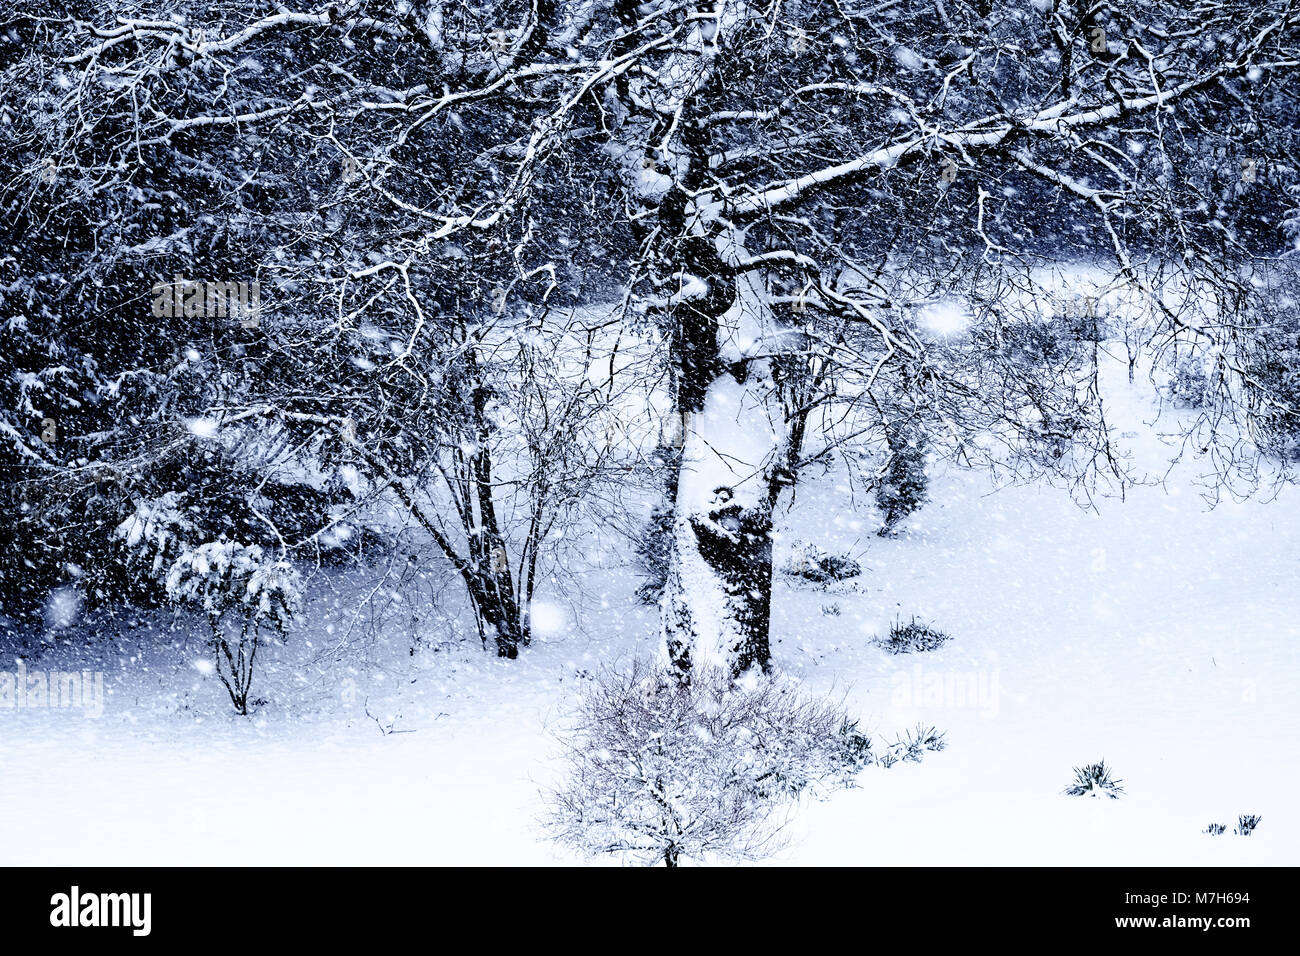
[[8, 0, 1297, 674]]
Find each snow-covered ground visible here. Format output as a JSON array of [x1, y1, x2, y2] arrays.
[[2, 354, 1296, 865]]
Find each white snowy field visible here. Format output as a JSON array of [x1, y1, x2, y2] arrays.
[[2, 355, 1297, 866]]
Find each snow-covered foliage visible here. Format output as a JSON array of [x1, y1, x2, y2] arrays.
[[161, 539, 300, 714], [546, 663, 872, 866], [1166, 358, 1218, 410], [164, 540, 300, 634], [875, 724, 948, 769], [875, 616, 951, 655], [1, 0, 1298, 866], [115, 493, 196, 580], [784, 540, 862, 583]]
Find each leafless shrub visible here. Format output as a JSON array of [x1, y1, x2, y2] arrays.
[[545, 661, 871, 867]]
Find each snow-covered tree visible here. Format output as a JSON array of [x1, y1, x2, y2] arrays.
[[162, 539, 301, 714], [5, 0, 1298, 679]]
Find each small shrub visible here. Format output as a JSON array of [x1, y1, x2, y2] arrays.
[[1166, 357, 1216, 409], [785, 541, 861, 583], [545, 662, 873, 867], [1064, 759, 1124, 799], [164, 539, 300, 715], [838, 719, 875, 770], [1203, 822, 1227, 836], [875, 615, 950, 654], [1060, 296, 1109, 343], [1024, 405, 1090, 464], [1235, 813, 1262, 836], [1248, 337, 1300, 461], [820, 602, 841, 616], [1002, 318, 1082, 366]]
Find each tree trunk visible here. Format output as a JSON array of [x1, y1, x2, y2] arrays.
[[463, 558, 526, 659], [478, 587, 525, 659], [609, 3, 785, 678], [659, 226, 791, 678]]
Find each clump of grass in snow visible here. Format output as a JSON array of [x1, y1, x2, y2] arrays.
[[1064, 760, 1124, 799], [874, 615, 950, 654], [876, 724, 947, 768], [1203, 822, 1227, 836], [1235, 814, 1262, 836], [784, 541, 862, 583]]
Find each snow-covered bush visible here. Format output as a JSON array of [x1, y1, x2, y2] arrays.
[[1023, 405, 1091, 465], [875, 616, 950, 654], [876, 423, 929, 535], [1248, 333, 1300, 461], [546, 662, 872, 867], [1063, 760, 1124, 799], [1166, 357, 1216, 409], [1165, 305, 1300, 461], [1060, 297, 1110, 344], [164, 540, 301, 714], [784, 541, 862, 583], [1001, 316, 1086, 368]]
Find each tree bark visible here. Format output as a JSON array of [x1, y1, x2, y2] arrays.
[[467, 570, 525, 659], [658, 217, 794, 678]]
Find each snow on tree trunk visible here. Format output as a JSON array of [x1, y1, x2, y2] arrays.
[[662, 381, 779, 676], [607, 2, 784, 677], [661, 228, 789, 677]]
